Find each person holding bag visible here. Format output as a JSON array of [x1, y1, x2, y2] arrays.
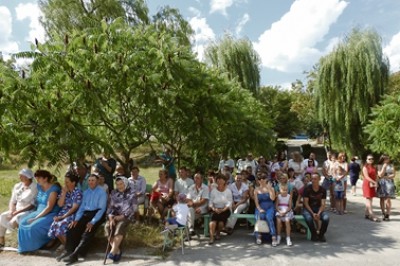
[[254, 174, 277, 246], [377, 155, 396, 221], [362, 155, 380, 222]]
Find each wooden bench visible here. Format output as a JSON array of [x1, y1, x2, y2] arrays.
[[202, 213, 311, 240], [203, 213, 255, 237]]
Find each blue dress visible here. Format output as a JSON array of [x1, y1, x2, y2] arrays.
[[254, 192, 276, 238], [48, 187, 83, 239], [18, 184, 61, 253]]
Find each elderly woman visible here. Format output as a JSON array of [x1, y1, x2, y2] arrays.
[[149, 169, 174, 222], [254, 174, 277, 246], [105, 176, 137, 262], [225, 173, 249, 233], [18, 170, 61, 253], [48, 171, 82, 247], [377, 155, 396, 221], [208, 174, 232, 245], [0, 169, 38, 248]]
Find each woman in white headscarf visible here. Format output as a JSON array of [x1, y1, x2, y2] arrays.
[[104, 176, 137, 262], [0, 169, 38, 247]]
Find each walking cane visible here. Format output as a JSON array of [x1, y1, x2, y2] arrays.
[[103, 222, 114, 265]]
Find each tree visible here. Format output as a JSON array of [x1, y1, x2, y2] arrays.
[[364, 94, 400, 158], [315, 28, 389, 155], [204, 34, 261, 95], [258, 86, 298, 138]]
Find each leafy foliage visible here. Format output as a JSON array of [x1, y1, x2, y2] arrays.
[[315, 28, 389, 155]]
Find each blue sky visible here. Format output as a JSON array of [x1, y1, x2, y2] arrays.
[[1, 0, 400, 88]]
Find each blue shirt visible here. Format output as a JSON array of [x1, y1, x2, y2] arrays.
[[75, 185, 107, 224]]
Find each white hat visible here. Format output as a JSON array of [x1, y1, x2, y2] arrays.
[[19, 168, 34, 179]]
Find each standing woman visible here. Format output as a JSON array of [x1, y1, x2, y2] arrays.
[[18, 170, 61, 253], [254, 174, 277, 246], [362, 155, 380, 222], [377, 155, 396, 221], [48, 171, 82, 247], [208, 174, 232, 245], [335, 152, 349, 213]]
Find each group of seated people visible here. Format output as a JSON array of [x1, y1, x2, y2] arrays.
[[0, 151, 331, 262], [0, 155, 148, 265]]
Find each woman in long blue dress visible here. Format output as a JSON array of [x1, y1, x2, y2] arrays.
[[18, 170, 61, 253], [254, 174, 277, 246], [48, 171, 82, 246]]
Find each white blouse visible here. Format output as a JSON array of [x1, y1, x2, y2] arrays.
[[10, 181, 38, 211]]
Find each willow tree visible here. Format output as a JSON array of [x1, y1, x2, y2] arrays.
[[204, 34, 261, 95], [315, 28, 389, 155]]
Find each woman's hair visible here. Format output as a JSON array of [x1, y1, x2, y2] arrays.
[[65, 171, 80, 184], [34, 169, 53, 182], [215, 173, 226, 182], [378, 154, 389, 165], [159, 169, 168, 177]]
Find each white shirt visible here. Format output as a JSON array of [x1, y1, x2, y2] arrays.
[[187, 183, 209, 214], [218, 159, 235, 172], [10, 181, 38, 211], [173, 203, 189, 225], [229, 182, 249, 203], [174, 177, 194, 195], [209, 188, 233, 209]]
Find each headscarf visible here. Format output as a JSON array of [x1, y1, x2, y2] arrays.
[[115, 176, 129, 191]]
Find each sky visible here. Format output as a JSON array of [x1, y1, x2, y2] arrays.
[[1, 0, 400, 88]]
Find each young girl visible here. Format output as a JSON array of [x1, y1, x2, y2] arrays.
[[275, 185, 294, 246], [334, 166, 346, 215]]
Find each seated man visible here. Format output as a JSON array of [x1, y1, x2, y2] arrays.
[[186, 172, 209, 236], [302, 173, 329, 242], [174, 166, 194, 197], [59, 173, 107, 264]]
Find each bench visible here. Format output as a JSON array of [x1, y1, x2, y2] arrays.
[[294, 215, 311, 240], [203, 213, 255, 237], [202, 213, 311, 240]]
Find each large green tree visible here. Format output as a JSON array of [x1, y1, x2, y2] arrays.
[[204, 34, 261, 95], [315, 28, 389, 155]]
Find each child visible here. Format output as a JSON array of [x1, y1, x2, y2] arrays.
[[334, 166, 346, 215], [164, 193, 189, 230], [275, 185, 294, 246], [97, 173, 109, 194]]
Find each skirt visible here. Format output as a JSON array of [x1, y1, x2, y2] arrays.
[[376, 179, 396, 199]]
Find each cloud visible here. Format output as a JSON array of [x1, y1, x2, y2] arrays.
[[0, 6, 19, 57], [384, 32, 400, 72], [15, 2, 46, 44], [188, 7, 201, 17], [254, 0, 348, 73], [210, 0, 233, 16], [235, 13, 250, 36], [189, 16, 216, 61]]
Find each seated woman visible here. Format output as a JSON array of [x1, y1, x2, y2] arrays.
[[105, 176, 137, 262], [208, 174, 232, 245], [18, 170, 61, 253], [225, 173, 249, 233], [254, 174, 277, 246], [0, 169, 38, 248], [48, 171, 82, 248], [149, 169, 174, 222]]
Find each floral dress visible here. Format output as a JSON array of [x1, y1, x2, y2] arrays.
[[48, 187, 83, 238]]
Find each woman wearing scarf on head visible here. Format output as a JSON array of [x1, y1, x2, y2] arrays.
[[104, 176, 137, 263]]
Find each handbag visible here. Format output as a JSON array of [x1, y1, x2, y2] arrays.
[[255, 218, 270, 233]]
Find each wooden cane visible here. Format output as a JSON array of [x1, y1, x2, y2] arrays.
[[103, 222, 114, 265]]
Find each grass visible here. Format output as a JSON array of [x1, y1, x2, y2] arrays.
[[0, 163, 168, 254]]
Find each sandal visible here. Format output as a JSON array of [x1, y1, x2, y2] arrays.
[[208, 238, 214, 245], [369, 216, 381, 222], [215, 234, 221, 240], [364, 214, 370, 220]]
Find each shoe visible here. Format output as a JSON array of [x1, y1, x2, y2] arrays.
[[107, 252, 115, 260], [318, 234, 326, 242], [189, 229, 196, 236], [286, 237, 292, 246], [385, 214, 390, 221], [113, 252, 122, 262], [311, 235, 318, 242], [63, 254, 78, 265], [256, 238, 262, 245], [276, 235, 281, 245], [208, 238, 214, 245], [225, 227, 233, 235], [272, 239, 277, 247], [56, 251, 70, 262]]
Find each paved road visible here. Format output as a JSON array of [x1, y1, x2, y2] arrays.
[[1, 183, 399, 266]]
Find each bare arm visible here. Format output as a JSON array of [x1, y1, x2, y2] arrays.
[[362, 166, 377, 185]]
